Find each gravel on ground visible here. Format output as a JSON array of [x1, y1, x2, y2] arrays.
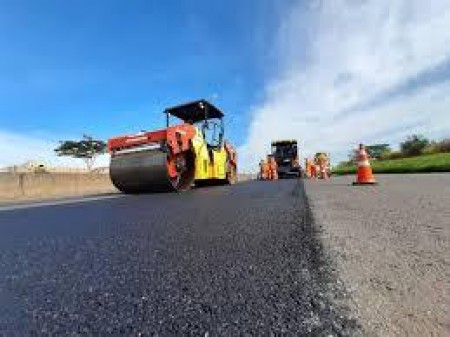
[[305, 173, 450, 337]]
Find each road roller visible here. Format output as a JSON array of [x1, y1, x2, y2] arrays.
[[107, 99, 237, 193]]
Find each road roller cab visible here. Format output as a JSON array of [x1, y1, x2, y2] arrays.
[[107, 100, 237, 193]]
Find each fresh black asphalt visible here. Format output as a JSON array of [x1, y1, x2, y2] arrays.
[[0, 179, 357, 336]]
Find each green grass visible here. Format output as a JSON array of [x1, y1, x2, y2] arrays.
[[333, 152, 450, 175]]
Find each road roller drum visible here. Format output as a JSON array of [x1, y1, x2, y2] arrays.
[[110, 148, 195, 193]]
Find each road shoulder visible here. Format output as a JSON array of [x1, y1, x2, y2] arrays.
[[304, 174, 450, 337]]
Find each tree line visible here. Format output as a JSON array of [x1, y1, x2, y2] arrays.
[[345, 135, 450, 164]]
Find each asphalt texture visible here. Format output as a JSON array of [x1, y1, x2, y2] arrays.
[[0, 179, 357, 336], [305, 174, 450, 336]]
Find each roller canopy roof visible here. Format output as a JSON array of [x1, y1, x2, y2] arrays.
[[164, 99, 224, 123]]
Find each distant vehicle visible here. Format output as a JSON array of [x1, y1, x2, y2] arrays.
[[314, 152, 332, 178], [271, 140, 301, 178]]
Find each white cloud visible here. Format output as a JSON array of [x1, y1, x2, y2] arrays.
[[240, 0, 450, 171], [0, 130, 110, 169]]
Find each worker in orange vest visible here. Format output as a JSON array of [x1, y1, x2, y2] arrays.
[[310, 162, 317, 179], [267, 155, 278, 180], [305, 158, 312, 178], [259, 159, 269, 180]]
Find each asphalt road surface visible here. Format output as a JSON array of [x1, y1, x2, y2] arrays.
[[0, 180, 357, 336], [306, 174, 450, 337]]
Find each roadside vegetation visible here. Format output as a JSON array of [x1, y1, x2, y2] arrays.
[[334, 135, 450, 174], [54, 135, 106, 171]]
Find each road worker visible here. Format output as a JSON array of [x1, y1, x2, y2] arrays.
[[310, 162, 317, 179], [267, 155, 278, 180], [259, 159, 269, 180], [305, 158, 312, 178]]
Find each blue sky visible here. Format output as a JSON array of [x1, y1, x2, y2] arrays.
[[0, 0, 289, 144], [1, 0, 450, 170]]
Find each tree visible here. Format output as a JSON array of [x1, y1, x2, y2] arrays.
[[54, 135, 106, 171], [400, 134, 429, 156], [366, 144, 391, 159]]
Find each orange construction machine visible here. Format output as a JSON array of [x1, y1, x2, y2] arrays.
[[108, 100, 237, 193], [314, 152, 331, 179]]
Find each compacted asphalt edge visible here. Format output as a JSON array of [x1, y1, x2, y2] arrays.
[[297, 179, 361, 336]]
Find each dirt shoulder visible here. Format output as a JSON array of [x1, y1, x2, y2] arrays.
[[305, 174, 450, 337]]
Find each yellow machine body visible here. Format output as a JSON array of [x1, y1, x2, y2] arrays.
[[192, 128, 228, 181]]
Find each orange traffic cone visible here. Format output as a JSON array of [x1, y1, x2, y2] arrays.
[[353, 144, 377, 185]]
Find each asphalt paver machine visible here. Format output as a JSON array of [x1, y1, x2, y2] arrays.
[[271, 140, 301, 178]]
